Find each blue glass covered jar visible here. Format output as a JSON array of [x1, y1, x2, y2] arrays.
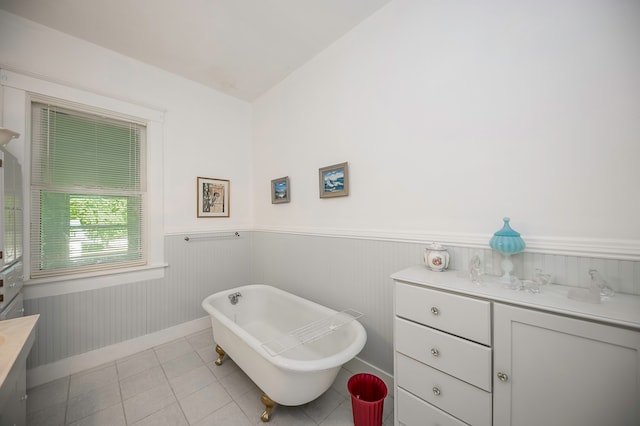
[[490, 217, 525, 284]]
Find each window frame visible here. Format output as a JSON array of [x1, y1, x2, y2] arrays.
[[0, 69, 166, 297], [30, 100, 147, 278]]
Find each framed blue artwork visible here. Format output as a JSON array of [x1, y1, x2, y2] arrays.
[[319, 162, 349, 198], [271, 176, 290, 204]]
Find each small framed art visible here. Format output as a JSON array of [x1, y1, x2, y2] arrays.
[[197, 177, 230, 217], [319, 162, 349, 198], [271, 176, 290, 204]]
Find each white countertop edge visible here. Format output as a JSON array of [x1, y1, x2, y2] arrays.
[[0, 314, 40, 388], [391, 266, 640, 331]]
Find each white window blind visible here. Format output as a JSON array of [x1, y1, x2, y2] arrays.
[[30, 102, 147, 278]]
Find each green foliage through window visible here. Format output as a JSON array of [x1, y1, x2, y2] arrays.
[[70, 196, 128, 241], [31, 101, 146, 277]]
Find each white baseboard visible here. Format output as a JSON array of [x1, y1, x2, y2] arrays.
[[27, 316, 212, 389], [27, 316, 396, 399]]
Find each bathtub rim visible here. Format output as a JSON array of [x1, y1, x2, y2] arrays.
[[201, 284, 367, 372]]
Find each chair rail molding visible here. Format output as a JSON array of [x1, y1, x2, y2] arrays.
[[252, 226, 640, 261]]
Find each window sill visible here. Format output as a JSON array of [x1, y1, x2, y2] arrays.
[[22, 263, 169, 299]]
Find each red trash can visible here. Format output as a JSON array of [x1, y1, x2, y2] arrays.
[[348, 373, 388, 426]]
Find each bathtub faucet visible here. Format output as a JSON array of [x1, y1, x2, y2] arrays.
[[228, 292, 242, 305]]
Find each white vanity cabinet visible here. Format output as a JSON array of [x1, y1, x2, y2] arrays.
[[0, 361, 27, 426], [493, 303, 640, 426], [395, 283, 492, 426], [392, 266, 640, 426], [0, 315, 38, 426]]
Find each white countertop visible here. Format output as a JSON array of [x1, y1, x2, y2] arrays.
[[0, 314, 39, 388], [391, 266, 640, 331]]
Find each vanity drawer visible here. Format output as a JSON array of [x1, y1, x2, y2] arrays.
[[398, 388, 468, 426], [397, 353, 492, 426], [395, 317, 492, 391], [396, 282, 491, 345]]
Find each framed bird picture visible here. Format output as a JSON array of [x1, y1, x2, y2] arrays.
[[197, 177, 230, 217]]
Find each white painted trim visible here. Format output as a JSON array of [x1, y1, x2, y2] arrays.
[[26, 316, 212, 389], [253, 226, 640, 261], [2, 68, 167, 296], [25, 314, 393, 397], [0, 67, 166, 121], [22, 263, 169, 300], [524, 236, 640, 260]]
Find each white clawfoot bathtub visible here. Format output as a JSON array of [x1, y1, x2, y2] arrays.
[[202, 284, 367, 421]]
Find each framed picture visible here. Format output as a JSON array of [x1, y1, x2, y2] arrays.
[[319, 162, 349, 198], [197, 177, 230, 217], [271, 176, 290, 204]]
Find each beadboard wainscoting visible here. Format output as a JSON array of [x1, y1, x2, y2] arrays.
[[24, 233, 254, 373], [252, 231, 412, 375], [23, 230, 640, 387], [252, 231, 640, 375]]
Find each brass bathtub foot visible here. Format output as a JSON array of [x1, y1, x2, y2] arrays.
[[260, 393, 276, 422], [214, 345, 226, 366]]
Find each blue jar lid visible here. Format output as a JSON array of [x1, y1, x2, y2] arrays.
[[489, 217, 525, 254], [493, 217, 520, 237]]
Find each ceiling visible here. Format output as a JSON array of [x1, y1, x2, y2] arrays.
[[0, 0, 391, 101]]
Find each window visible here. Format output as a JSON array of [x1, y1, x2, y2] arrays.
[[30, 102, 146, 278]]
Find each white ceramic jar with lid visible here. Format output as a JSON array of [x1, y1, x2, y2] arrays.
[[424, 242, 450, 272]]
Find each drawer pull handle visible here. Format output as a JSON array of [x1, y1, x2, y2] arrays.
[[430, 307, 440, 316], [430, 348, 440, 357], [432, 386, 441, 396], [20, 394, 28, 401], [497, 372, 509, 382]]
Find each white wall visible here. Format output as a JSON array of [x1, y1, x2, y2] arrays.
[[0, 10, 257, 381], [0, 10, 253, 235], [253, 0, 640, 244], [2, 1, 640, 383]]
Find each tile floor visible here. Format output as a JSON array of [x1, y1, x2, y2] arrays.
[[26, 328, 394, 425]]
